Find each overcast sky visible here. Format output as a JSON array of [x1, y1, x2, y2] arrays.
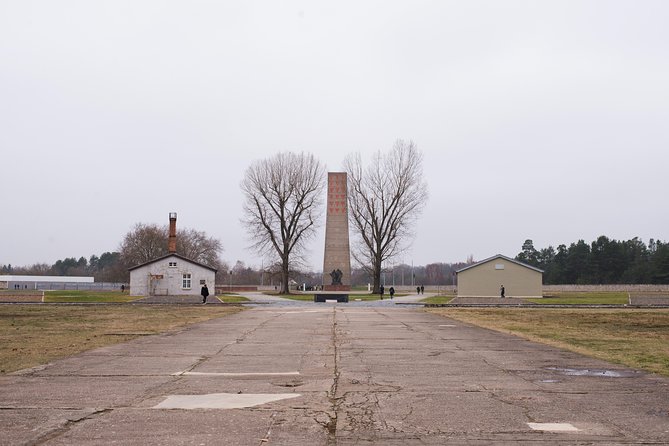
[[2, 1, 668, 271]]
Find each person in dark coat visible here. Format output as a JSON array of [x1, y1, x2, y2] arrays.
[[500, 285, 505, 299], [201, 283, 210, 304], [420, 285, 424, 294], [389, 286, 395, 299], [380, 285, 385, 300]]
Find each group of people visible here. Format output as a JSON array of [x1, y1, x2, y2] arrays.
[[378, 285, 395, 300]]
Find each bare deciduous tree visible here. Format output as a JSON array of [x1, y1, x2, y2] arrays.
[[344, 139, 428, 293], [241, 152, 325, 294], [177, 228, 223, 267], [119, 223, 222, 271], [118, 224, 166, 267]]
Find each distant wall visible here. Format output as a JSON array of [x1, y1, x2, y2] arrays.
[[543, 284, 669, 292], [4, 281, 125, 291]]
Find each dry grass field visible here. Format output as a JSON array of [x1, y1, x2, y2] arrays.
[[429, 308, 669, 377], [0, 305, 242, 374]]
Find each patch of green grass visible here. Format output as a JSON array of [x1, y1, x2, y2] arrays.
[[274, 294, 313, 301], [428, 307, 669, 377], [530, 292, 629, 305], [216, 294, 250, 303], [45, 290, 139, 303], [421, 295, 455, 304]]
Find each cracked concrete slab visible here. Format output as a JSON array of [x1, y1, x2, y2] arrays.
[[2, 305, 669, 444]]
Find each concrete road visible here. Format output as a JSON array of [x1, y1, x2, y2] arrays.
[[1, 305, 668, 445]]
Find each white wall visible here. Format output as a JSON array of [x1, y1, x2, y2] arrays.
[[129, 255, 215, 296]]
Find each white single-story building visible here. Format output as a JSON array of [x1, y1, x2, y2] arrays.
[[456, 254, 543, 298], [128, 253, 217, 297]]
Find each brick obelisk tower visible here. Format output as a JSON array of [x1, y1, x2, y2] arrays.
[[322, 172, 351, 292]]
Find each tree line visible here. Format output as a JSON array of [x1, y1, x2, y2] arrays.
[[1, 252, 126, 283], [1, 224, 226, 284], [516, 237, 669, 284]]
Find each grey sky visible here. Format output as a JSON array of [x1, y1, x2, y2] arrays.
[[2, 1, 668, 271]]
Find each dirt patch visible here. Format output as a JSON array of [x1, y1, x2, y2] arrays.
[[428, 308, 669, 377], [0, 304, 243, 374]]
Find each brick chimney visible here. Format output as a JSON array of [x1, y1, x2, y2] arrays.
[[168, 212, 177, 253]]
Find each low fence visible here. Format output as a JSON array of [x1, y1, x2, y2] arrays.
[[543, 284, 669, 293], [3, 282, 127, 291]]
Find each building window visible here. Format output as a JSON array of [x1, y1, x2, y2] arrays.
[[495, 264, 505, 270], [200, 279, 206, 285], [182, 274, 192, 289], [169, 262, 177, 267]]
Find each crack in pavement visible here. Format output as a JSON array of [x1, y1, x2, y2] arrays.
[[258, 410, 278, 445], [29, 408, 111, 446], [333, 309, 391, 441], [326, 306, 340, 446]]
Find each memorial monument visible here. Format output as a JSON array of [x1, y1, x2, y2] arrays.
[[316, 172, 351, 302]]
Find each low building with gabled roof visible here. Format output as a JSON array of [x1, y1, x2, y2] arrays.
[[127, 213, 217, 297], [456, 254, 543, 298], [128, 253, 217, 297]]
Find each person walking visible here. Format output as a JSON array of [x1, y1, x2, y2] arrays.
[[500, 284, 505, 299], [380, 285, 385, 300], [389, 286, 395, 299], [201, 283, 209, 304], [420, 285, 424, 295]]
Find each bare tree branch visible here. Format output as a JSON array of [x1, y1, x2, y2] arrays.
[[241, 152, 325, 293], [119, 223, 223, 270], [345, 140, 428, 293]]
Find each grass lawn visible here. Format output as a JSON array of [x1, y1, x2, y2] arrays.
[[530, 291, 629, 305], [217, 294, 250, 303], [421, 295, 455, 304], [428, 307, 669, 377], [45, 290, 140, 303], [0, 305, 243, 374]]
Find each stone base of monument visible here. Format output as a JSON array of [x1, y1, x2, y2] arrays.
[[314, 293, 349, 303]]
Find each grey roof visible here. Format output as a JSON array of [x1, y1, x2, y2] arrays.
[[128, 253, 218, 273], [455, 254, 544, 274]]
